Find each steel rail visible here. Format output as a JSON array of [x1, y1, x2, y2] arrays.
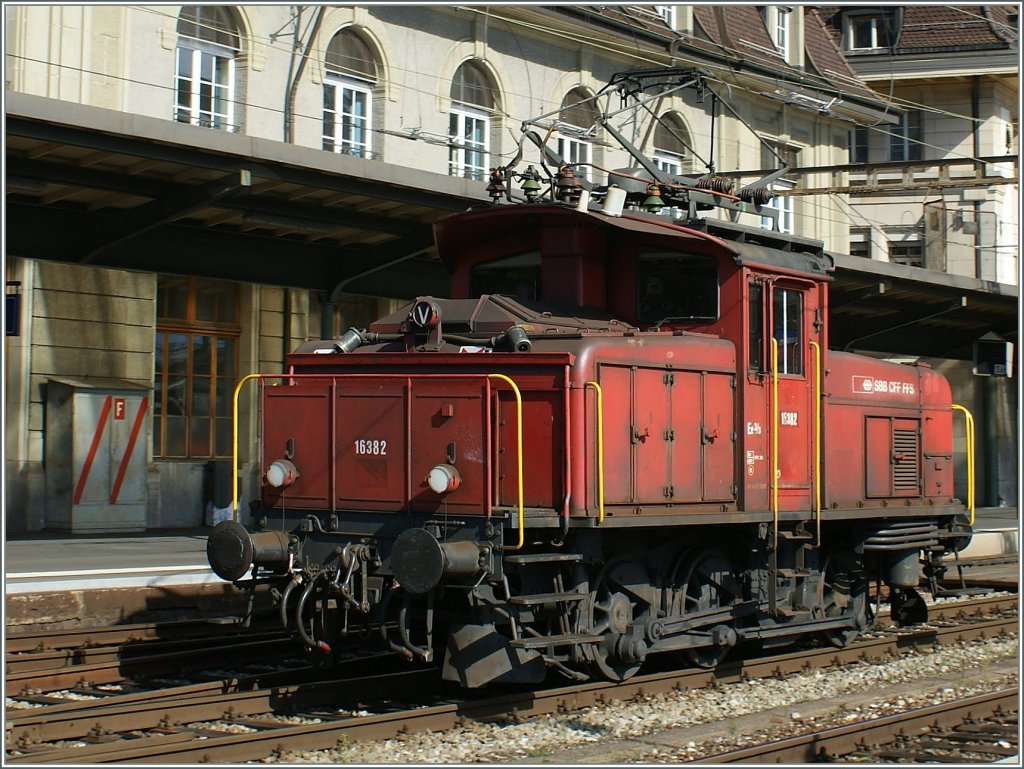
[[6, 614, 1016, 764], [5, 668, 440, 748], [4, 616, 276, 654], [6, 636, 299, 694], [695, 687, 1018, 763], [4, 629, 291, 674]]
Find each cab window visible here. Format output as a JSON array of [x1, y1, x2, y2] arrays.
[[773, 287, 803, 375], [469, 251, 541, 302], [637, 249, 718, 324], [748, 281, 763, 372]]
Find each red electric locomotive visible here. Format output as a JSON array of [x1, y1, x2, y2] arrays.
[[208, 70, 972, 688]]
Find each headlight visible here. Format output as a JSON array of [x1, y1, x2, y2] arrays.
[[266, 459, 299, 488], [426, 463, 461, 494]]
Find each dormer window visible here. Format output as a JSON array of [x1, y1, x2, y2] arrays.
[[844, 11, 896, 51], [654, 5, 677, 29], [763, 6, 791, 54]]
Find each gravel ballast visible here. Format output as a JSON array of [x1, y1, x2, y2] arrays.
[[267, 634, 1018, 764]]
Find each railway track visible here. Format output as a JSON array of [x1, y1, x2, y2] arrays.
[[698, 687, 1018, 763], [5, 616, 300, 694], [9, 586, 1009, 695], [4, 595, 1016, 764]]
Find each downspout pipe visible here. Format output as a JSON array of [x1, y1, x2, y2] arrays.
[[971, 75, 982, 279], [970, 73, 1000, 507], [284, 7, 325, 144]]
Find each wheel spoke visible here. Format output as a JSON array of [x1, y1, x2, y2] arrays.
[[677, 548, 734, 669], [579, 558, 651, 683]]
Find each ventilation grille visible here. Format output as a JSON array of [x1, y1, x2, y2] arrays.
[[892, 428, 920, 491]]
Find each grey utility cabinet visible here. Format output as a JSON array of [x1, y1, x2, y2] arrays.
[[46, 378, 151, 533]]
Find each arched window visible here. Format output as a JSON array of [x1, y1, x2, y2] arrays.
[[449, 61, 496, 181], [557, 88, 598, 181], [323, 29, 379, 158], [175, 6, 240, 130], [652, 113, 692, 175]]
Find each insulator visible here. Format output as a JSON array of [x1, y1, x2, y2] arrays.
[[555, 165, 582, 203], [696, 175, 734, 194], [486, 168, 506, 201], [738, 185, 775, 206]]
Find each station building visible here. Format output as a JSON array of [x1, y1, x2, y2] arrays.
[[3, 5, 1017, 534]]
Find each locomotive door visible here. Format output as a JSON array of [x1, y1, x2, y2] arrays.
[[745, 275, 820, 513]]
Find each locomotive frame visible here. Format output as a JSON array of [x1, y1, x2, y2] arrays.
[[208, 69, 974, 688]]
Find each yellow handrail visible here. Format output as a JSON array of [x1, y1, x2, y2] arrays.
[[951, 404, 976, 525], [232, 373, 264, 521], [770, 338, 779, 549], [488, 374, 524, 550], [809, 340, 822, 545], [585, 381, 605, 525]]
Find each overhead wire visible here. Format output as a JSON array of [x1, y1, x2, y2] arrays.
[[9, 7, 1015, 180]]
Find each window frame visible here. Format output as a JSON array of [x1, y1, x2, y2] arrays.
[[764, 6, 790, 54], [449, 61, 496, 182], [557, 88, 598, 181], [557, 134, 592, 180], [174, 40, 236, 130], [888, 240, 924, 268], [154, 277, 240, 460], [844, 12, 895, 51], [849, 228, 872, 259], [888, 110, 923, 162], [772, 285, 804, 377], [469, 251, 542, 301], [748, 280, 764, 373], [322, 74, 373, 158], [849, 125, 868, 164], [636, 248, 720, 325], [652, 151, 683, 176], [655, 5, 677, 28], [448, 104, 490, 181], [760, 180, 795, 235]]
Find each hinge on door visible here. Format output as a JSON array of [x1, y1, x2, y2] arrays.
[[663, 429, 675, 442], [663, 485, 674, 498], [663, 372, 674, 385], [731, 375, 736, 390], [731, 483, 738, 496]]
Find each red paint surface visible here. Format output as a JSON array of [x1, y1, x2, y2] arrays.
[[73, 395, 112, 505], [109, 396, 148, 503]]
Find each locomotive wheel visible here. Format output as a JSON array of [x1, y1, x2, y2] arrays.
[[676, 548, 738, 668], [890, 587, 928, 626], [581, 557, 654, 682], [818, 548, 871, 648]]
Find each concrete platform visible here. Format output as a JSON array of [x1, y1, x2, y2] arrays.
[[957, 507, 1019, 559], [4, 528, 214, 594]]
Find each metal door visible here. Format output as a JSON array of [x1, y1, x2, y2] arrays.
[[768, 280, 819, 512]]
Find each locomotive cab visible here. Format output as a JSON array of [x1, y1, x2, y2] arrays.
[[209, 200, 969, 687], [209, 68, 972, 688]]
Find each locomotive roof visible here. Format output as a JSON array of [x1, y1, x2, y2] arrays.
[[433, 204, 834, 282]]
